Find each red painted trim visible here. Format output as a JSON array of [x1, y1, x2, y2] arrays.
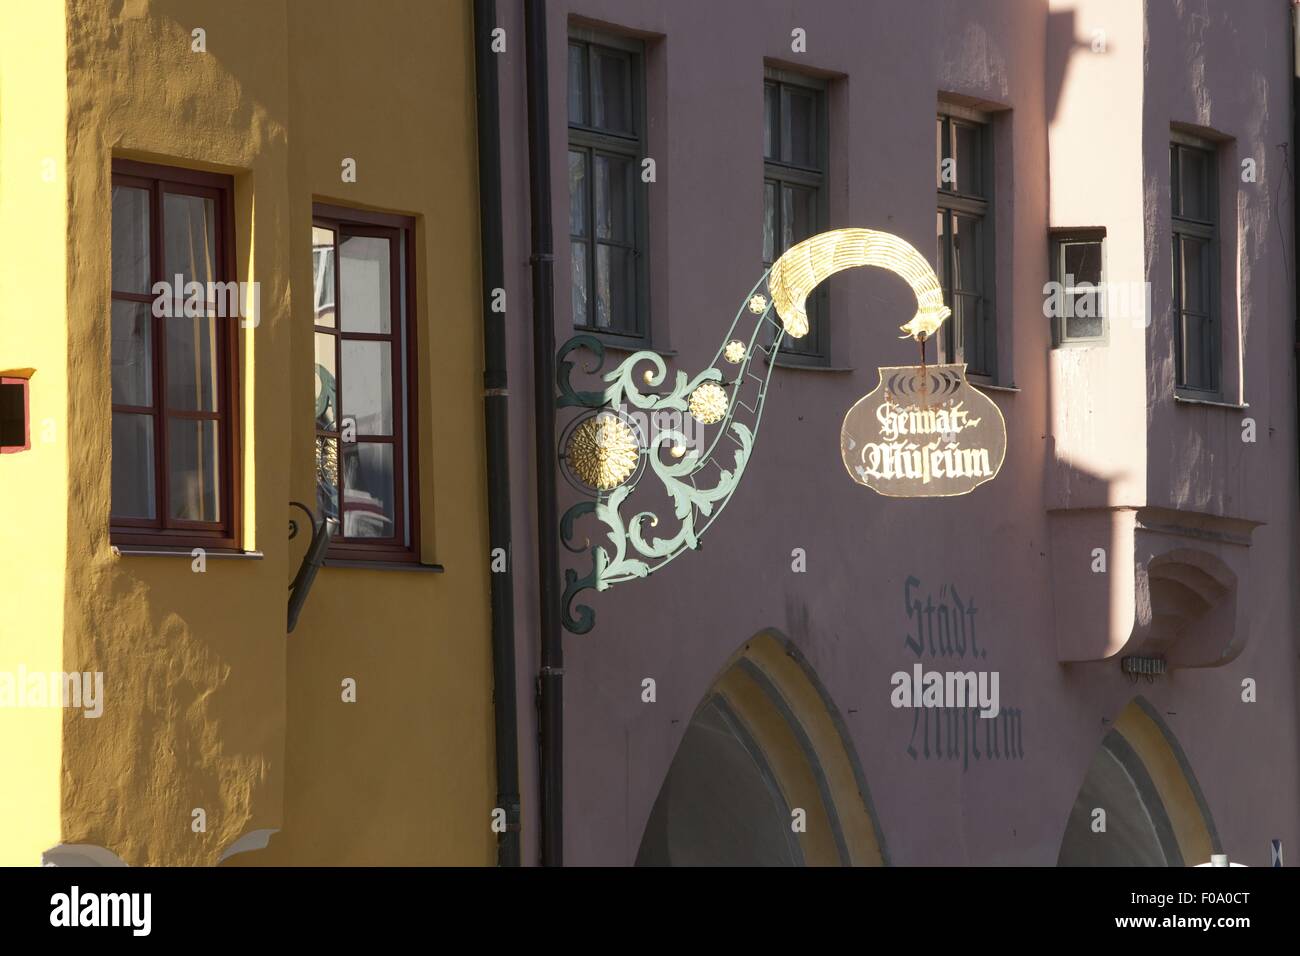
[[0, 377, 31, 453]]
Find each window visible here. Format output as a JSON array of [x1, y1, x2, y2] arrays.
[[0, 378, 29, 453], [1170, 137, 1219, 393], [1050, 230, 1106, 346], [764, 69, 828, 362], [110, 161, 239, 549], [568, 31, 648, 340], [311, 205, 418, 562], [936, 108, 995, 377]]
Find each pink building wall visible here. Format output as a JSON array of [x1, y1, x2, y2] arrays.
[[493, 0, 1300, 865]]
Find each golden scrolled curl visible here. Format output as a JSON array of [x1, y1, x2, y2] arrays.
[[767, 228, 952, 341]]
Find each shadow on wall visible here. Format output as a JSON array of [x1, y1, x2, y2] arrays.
[[635, 630, 886, 867], [1057, 696, 1220, 866]]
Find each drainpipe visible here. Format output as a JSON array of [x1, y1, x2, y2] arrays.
[[1292, 2, 1300, 505], [524, 0, 564, 866], [474, 0, 521, 867]]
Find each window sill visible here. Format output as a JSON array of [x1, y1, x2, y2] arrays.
[[972, 381, 1021, 394], [323, 559, 445, 573], [1174, 394, 1248, 411], [764, 353, 853, 373], [596, 340, 677, 358], [112, 546, 263, 560]]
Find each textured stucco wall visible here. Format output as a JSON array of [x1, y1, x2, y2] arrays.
[[43, 0, 493, 866]]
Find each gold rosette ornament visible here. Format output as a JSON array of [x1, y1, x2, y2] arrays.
[[566, 412, 641, 491], [687, 382, 728, 425]]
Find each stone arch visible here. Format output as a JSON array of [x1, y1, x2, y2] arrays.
[[1057, 696, 1219, 866], [636, 629, 886, 866]]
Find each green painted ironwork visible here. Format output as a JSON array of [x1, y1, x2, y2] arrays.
[[557, 270, 786, 634]]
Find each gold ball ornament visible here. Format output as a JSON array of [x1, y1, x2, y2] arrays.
[[748, 294, 768, 314], [566, 413, 641, 491], [723, 340, 747, 363], [687, 382, 728, 425]]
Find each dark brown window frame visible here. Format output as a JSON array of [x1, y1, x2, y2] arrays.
[[764, 67, 830, 365], [1170, 135, 1221, 397], [312, 203, 420, 565], [110, 159, 242, 551], [936, 106, 997, 381], [567, 29, 651, 345]]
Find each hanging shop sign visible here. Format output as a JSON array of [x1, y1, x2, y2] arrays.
[[768, 227, 1007, 498], [841, 364, 1006, 497]]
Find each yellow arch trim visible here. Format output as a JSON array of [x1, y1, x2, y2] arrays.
[[1113, 699, 1216, 866], [768, 227, 951, 340], [706, 630, 885, 866]]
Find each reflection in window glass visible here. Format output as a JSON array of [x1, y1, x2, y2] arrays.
[[342, 442, 394, 539], [339, 235, 391, 333], [112, 187, 151, 294], [167, 418, 220, 522]]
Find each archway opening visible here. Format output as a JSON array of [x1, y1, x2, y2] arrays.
[[636, 630, 886, 866], [1057, 697, 1219, 866]]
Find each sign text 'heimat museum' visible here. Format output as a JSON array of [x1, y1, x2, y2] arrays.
[[842, 364, 1007, 497]]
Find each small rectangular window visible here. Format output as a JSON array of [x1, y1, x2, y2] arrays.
[[937, 107, 996, 378], [568, 31, 649, 341], [312, 205, 419, 562], [764, 68, 829, 364], [110, 160, 239, 549], [1050, 230, 1107, 345], [1170, 137, 1220, 394], [0, 378, 30, 453]]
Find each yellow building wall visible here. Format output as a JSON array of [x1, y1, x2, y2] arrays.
[[256, 0, 494, 866], [32, 0, 493, 865], [0, 2, 69, 867]]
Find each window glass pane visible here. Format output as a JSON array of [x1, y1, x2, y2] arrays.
[[952, 215, 983, 292], [569, 150, 589, 237], [568, 43, 587, 125], [571, 240, 590, 326], [165, 315, 218, 412], [1063, 240, 1102, 286], [164, 193, 217, 288], [935, 210, 948, 291], [1065, 311, 1104, 340], [1180, 236, 1210, 313], [763, 182, 777, 264], [596, 244, 633, 331], [782, 87, 817, 167], [111, 413, 156, 519], [111, 301, 152, 407], [341, 442, 395, 538], [1178, 147, 1212, 220], [781, 185, 816, 250], [112, 186, 151, 294], [764, 83, 778, 161], [592, 48, 631, 134], [339, 235, 392, 334], [936, 118, 948, 190], [312, 226, 336, 328], [315, 332, 337, 431], [316, 436, 339, 525], [595, 153, 633, 241], [954, 123, 983, 196], [1181, 312, 1208, 388], [340, 340, 394, 436], [167, 417, 220, 522], [953, 293, 984, 372]]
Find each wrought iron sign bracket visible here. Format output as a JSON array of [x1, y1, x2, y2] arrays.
[[287, 501, 335, 634]]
